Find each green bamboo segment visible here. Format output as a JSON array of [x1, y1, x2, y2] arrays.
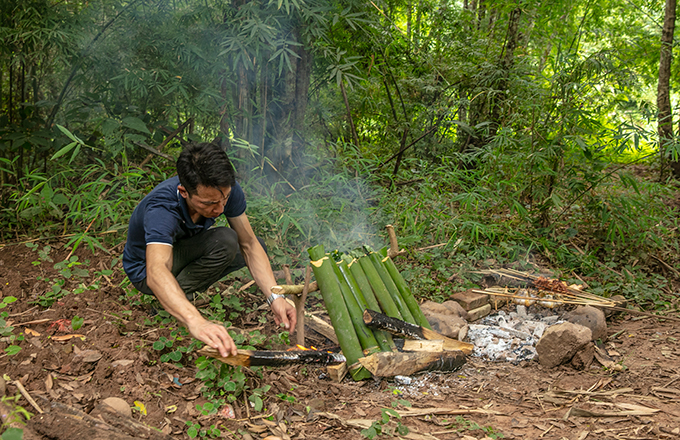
[[379, 248, 432, 330], [337, 259, 394, 352], [332, 261, 381, 356], [308, 245, 371, 380], [347, 257, 397, 351], [347, 257, 382, 312], [357, 255, 403, 320], [368, 252, 417, 325]]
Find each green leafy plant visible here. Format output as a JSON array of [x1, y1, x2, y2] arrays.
[[360, 408, 409, 439], [248, 385, 271, 412], [71, 316, 84, 330], [449, 416, 504, 439], [185, 421, 221, 439]]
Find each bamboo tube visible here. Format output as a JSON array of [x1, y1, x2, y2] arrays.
[[308, 245, 371, 381], [379, 248, 432, 329], [357, 255, 403, 320], [347, 256, 382, 312], [368, 251, 417, 325], [331, 260, 381, 356], [337, 259, 394, 352]]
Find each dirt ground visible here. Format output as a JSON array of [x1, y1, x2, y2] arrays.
[[0, 241, 679, 440]]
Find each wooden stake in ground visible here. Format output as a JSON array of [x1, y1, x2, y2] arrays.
[[294, 265, 312, 346], [363, 309, 474, 355]]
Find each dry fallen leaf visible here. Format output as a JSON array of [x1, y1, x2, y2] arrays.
[[25, 328, 40, 336], [52, 334, 85, 342]]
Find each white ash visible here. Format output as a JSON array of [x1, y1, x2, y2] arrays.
[[466, 306, 563, 363]]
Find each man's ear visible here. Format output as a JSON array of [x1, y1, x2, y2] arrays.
[[177, 184, 189, 199]]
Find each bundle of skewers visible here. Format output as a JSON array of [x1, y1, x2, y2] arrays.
[[473, 268, 617, 309]]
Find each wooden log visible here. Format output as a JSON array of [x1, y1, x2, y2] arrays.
[[198, 347, 346, 367], [363, 309, 474, 355], [327, 362, 348, 382], [359, 350, 466, 377], [393, 339, 445, 352]]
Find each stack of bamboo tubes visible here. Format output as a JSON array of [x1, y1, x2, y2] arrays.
[[307, 244, 432, 381]]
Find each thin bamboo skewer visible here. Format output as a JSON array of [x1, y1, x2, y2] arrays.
[[472, 289, 616, 307]]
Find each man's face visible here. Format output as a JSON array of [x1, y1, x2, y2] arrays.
[[178, 184, 231, 219]]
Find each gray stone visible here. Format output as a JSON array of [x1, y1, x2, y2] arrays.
[[536, 322, 592, 368], [571, 343, 595, 370], [564, 305, 607, 342], [421, 300, 467, 319], [421, 300, 468, 339], [425, 313, 467, 339]]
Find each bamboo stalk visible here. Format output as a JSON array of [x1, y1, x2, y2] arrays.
[[379, 248, 431, 329], [357, 255, 403, 320], [332, 260, 381, 356], [337, 258, 394, 352], [308, 245, 371, 381], [368, 251, 416, 324]]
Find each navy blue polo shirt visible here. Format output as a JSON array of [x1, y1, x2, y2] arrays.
[[122, 176, 247, 283]]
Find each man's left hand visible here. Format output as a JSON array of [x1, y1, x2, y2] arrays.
[[270, 298, 297, 332]]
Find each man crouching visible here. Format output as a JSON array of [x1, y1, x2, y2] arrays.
[[123, 142, 296, 357]]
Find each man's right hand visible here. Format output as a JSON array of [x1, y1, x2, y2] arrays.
[[146, 244, 238, 358], [187, 318, 237, 357]]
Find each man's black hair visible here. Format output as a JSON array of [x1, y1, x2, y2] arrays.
[[176, 142, 236, 195]]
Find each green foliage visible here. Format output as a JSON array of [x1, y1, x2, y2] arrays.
[[71, 316, 84, 331], [186, 421, 221, 439], [360, 408, 408, 439], [447, 416, 504, 439], [1, 428, 24, 440]]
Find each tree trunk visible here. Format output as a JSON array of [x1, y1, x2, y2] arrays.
[[658, 0, 677, 178]]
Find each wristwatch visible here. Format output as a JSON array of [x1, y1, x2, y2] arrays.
[[266, 292, 286, 306]]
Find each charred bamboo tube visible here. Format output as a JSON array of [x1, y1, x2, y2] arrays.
[[379, 248, 431, 329], [332, 261, 381, 356], [337, 259, 394, 352], [368, 251, 416, 325], [308, 245, 371, 381], [363, 309, 474, 355], [199, 347, 346, 367], [357, 255, 402, 320]]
